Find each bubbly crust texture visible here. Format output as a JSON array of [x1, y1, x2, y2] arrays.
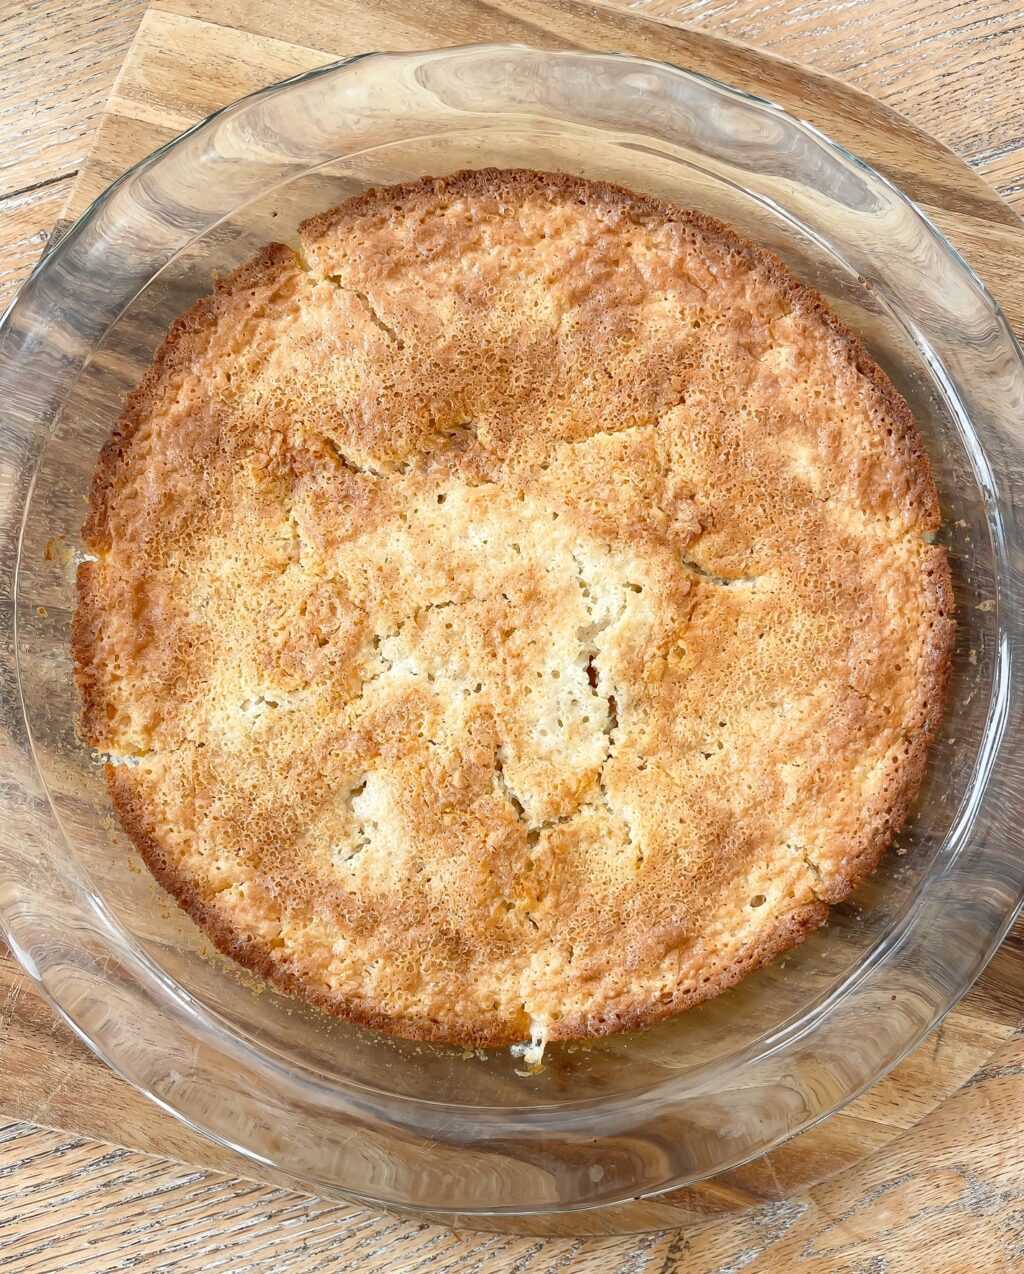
[[73, 169, 954, 1046]]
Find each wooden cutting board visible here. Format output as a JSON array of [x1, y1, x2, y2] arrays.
[[4, 0, 1024, 1238]]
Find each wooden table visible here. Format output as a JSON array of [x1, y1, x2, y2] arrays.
[[2, 2, 1024, 1269]]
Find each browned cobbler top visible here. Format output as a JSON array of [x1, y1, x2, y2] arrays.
[[73, 168, 954, 1047]]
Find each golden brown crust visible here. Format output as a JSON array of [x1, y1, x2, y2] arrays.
[[299, 168, 941, 532], [75, 168, 954, 1047], [107, 762, 830, 1047]]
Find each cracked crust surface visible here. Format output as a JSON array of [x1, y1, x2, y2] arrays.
[[73, 169, 954, 1047]]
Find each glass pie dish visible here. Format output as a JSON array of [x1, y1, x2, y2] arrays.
[[0, 44, 1022, 1226]]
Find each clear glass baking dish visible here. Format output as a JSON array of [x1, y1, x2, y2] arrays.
[[0, 44, 1022, 1226]]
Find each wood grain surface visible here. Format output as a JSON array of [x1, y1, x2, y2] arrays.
[[0, 0, 148, 307], [2, 0, 1024, 1269], [6, 1028, 1024, 1271]]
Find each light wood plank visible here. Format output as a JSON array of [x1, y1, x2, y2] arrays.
[[0, 180, 71, 310], [0, 0, 146, 308], [0, 0, 147, 197], [636, 0, 1024, 206], [5, 1027, 1024, 1270]]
